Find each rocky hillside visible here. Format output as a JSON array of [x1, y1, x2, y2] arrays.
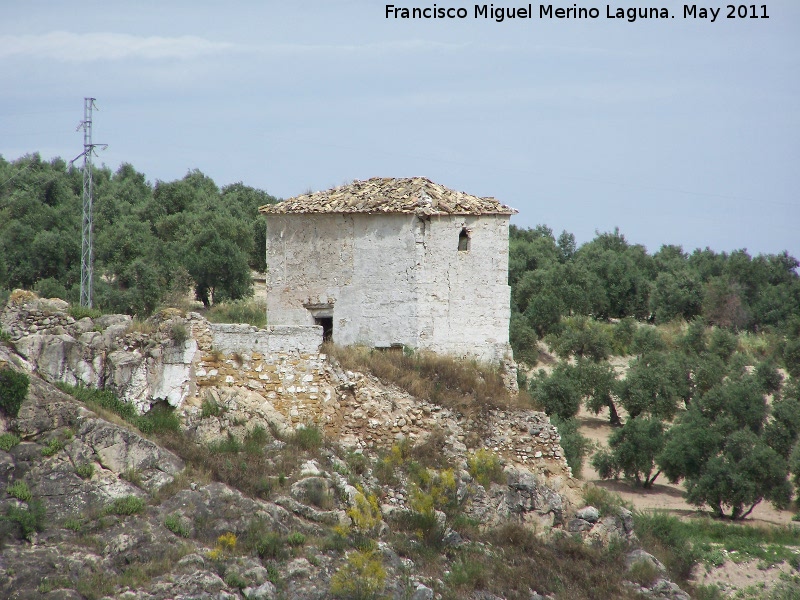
[[0, 292, 690, 600]]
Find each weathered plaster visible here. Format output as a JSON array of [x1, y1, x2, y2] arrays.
[[265, 213, 512, 363]]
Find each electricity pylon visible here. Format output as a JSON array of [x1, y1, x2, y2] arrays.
[[72, 98, 107, 308]]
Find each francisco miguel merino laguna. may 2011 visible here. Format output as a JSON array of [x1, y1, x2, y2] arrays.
[[384, 4, 770, 23]]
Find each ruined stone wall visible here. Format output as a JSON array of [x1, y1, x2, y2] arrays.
[[189, 349, 571, 480], [209, 323, 322, 356], [191, 348, 336, 430]]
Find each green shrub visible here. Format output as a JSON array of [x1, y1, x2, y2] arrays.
[[75, 463, 94, 480], [692, 584, 725, 600], [330, 550, 386, 600], [510, 313, 539, 365], [345, 450, 369, 476], [37, 576, 72, 594], [138, 402, 181, 434], [467, 449, 505, 488], [0, 432, 21, 451], [7, 480, 32, 502], [169, 321, 189, 347], [206, 298, 267, 328], [550, 415, 592, 478], [63, 517, 83, 532], [287, 531, 306, 547], [446, 556, 490, 590], [106, 495, 146, 516], [409, 468, 458, 516], [347, 489, 382, 534], [611, 317, 637, 355], [224, 571, 248, 590], [4, 499, 46, 540], [321, 527, 350, 553], [201, 398, 221, 418], [68, 305, 103, 320], [581, 485, 629, 516], [0, 368, 29, 417], [208, 432, 242, 454], [75, 571, 115, 600], [627, 558, 660, 587], [266, 563, 280, 585], [528, 364, 582, 420], [41, 437, 66, 457], [242, 425, 270, 454], [255, 532, 288, 560], [290, 424, 323, 451], [164, 513, 190, 537], [633, 512, 700, 582]]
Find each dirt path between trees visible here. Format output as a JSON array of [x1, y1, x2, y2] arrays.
[[577, 406, 799, 596], [577, 406, 794, 527]]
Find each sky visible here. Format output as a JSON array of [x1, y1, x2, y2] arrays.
[[1, 1, 798, 259]]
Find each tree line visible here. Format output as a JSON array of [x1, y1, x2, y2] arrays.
[[510, 225, 800, 519], [509, 224, 800, 353], [0, 154, 276, 313]]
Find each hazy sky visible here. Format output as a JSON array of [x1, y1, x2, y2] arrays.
[[2, 1, 798, 259]]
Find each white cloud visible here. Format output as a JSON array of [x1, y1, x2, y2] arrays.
[[0, 32, 470, 63], [0, 31, 235, 61], [253, 38, 469, 57]]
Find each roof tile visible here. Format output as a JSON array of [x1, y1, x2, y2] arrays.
[[258, 177, 517, 216]]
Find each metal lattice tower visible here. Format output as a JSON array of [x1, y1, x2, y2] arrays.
[[75, 98, 106, 308]]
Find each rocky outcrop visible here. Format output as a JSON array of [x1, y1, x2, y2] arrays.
[[462, 467, 566, 530], [0, 294, 694, 599], [2, 295, 570, 482], [2, 361, 184, 522], [2, 296, 201, 413], [568, 504, 637, 546]]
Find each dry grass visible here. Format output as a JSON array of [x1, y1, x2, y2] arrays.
[[738, 331, 782, 361], [9, 289, 37, 305], [325, 343, 530, 419], [125, 318, 157, 336], [439, 523, 640, 600], [154, 424, 327, 501], [206, 298, 267, 328]]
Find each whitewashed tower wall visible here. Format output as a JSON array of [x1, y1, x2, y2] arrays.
[[265, 212, 512, 363]]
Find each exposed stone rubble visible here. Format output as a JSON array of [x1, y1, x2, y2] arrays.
[[568, 504, 637, 545], [325, 366, 570, 480]]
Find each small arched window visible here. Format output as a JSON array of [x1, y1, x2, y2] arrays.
[[458, 227, 470, 252]]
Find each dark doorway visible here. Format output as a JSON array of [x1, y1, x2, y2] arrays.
[[315, 316, 333, 342]]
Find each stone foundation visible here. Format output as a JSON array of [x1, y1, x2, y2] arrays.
[[1, 293, 571, 481]]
